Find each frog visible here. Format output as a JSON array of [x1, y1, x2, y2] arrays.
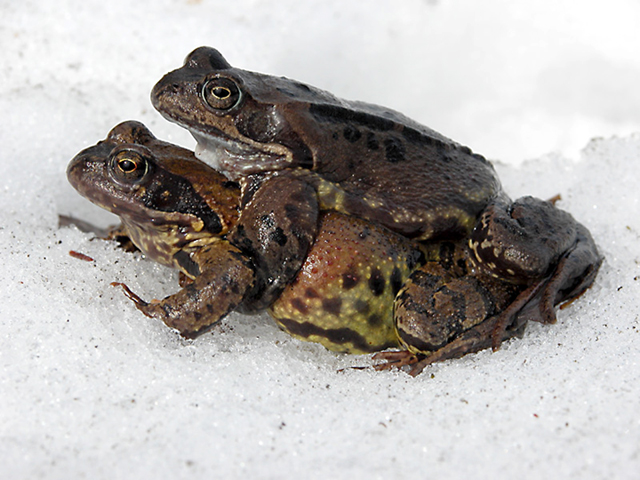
[[151, 47, 501, 242], [150, 47, 603, 346], [67, 121, 545, 375]]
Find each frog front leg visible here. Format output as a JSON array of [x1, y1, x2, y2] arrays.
[[469, 195, 603, 338], [227, 173, 319, 312], [113, 241, 255, 338]]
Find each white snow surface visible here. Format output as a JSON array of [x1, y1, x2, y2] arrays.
[[2, 1, 640, 478]]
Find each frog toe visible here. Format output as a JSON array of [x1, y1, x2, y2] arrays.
[[372, 350, 420, 371], [111, 282, 149, 309]]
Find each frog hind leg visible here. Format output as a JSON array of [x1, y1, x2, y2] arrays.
[[470, 196, 603, 340], [376, 200, 603, 375], [376, 264, 523, 374]]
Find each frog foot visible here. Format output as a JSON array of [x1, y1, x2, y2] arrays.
[[375, 306, 527, 377], [372, 350, 420, 371], [406, 310, 528, 376], [489, 223, 603, 347]]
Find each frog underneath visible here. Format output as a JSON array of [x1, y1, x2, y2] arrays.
[[68, 121, 544, 375]]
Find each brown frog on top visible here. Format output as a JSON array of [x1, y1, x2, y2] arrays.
[[67, 121, 540, 375], [150, 47, 602, 346]]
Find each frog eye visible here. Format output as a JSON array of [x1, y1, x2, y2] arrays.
[[109, 150, 149, 185], [202, 77, 241, 111]]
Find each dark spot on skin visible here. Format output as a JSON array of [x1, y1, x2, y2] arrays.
[[290, 297, 309, 314], [384, 137, 406, 163], [342, 271, 360, 290], [332, 132, 339, 141], [368, 314, 382, 327], [305, 288, 319, 298], [276, 318, 378, 352], [233, 224, 246, 238], [354, 299, 370, 315], [366, 132, 379, 150], [343, 125, 362, 142], [359, 227, 370, 240], [390, 267, 403, 295], [193, 311, 203, 322], [308, 104, 486, 162], [269, 227, 288, 246], [369, 268, 385, 296], [207, 304, 215, 313], [322, 297, 342, 316]]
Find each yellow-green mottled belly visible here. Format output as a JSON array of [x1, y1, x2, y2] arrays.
[[269, 211, 424, 354]]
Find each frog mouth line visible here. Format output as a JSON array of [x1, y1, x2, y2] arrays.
[[155, 106, 264, 163], [190, 131, 288, 179], [154, 106, 291, 177]]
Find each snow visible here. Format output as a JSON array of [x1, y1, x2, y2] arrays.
[[1, 1, 639, 478]]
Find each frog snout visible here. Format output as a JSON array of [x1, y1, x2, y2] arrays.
[[66, 154, 87, 190]]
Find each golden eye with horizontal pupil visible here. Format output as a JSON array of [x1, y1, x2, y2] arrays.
[[202, 77, 241, 110], [109, 150, 149, 184]]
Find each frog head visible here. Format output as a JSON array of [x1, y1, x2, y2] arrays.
[[67, 120, 241, 267], [151, 47, 335, 178]]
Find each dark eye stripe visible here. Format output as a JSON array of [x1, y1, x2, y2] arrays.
[[141, 170, 225, 234]]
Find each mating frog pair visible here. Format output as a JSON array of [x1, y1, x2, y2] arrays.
[[67, 48, 602, 374]]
